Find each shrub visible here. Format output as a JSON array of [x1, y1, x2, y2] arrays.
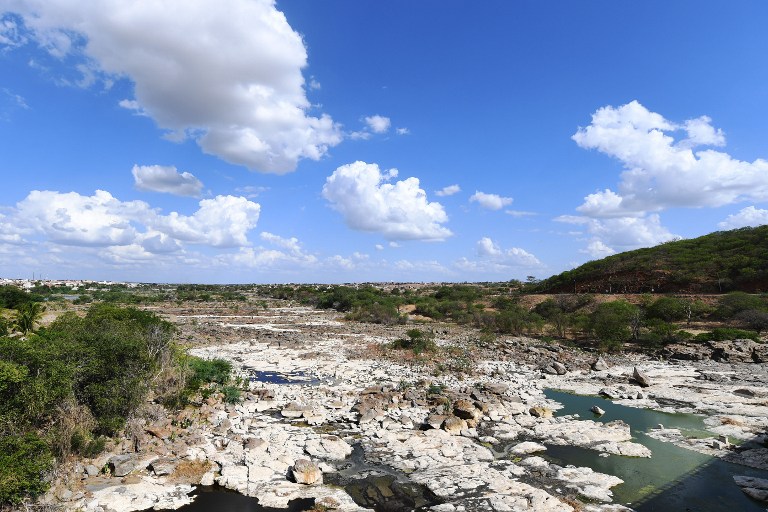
[[715, 292, 767, 319], [187, 357, 232, 388], [589, 300, 640, 351], [0, 433, 54, 505], [646, 297, 688, 322], [221, 385, 242, 404], [390, 329, 437, 355]]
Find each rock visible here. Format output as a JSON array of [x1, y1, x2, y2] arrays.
[[529, 406, 553, 418], [510, 441, 547, 455], [734, 475, 768, 502], [453, 399, 480, 420], [599, 388, 619, 399], [218, 465, 249, 493], [426, 414, 447, 430], [592, 357, 609, 371], [291, 459, 322, 485], [149, 457, 178, 476], [590, 406, 606, 416], [281, 401, 312, 419], [632, 367, 651, 387], [442, 416, 467, 435], [84, 464, 100, 477], [484, 382, 509, 395], [711, 440, 728, 450], [304, 435, 352, 461], [552, 361, 568, 375], [107, 455, 138, 477]]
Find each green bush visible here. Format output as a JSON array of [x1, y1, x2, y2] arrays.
[[715, 292, 767, 319], [390, 329, 437, 355], [187, 357, 232, 388], [589, 300, 640, 351], [0, 433, 54, 505], [221, 385, 242, 404], [646, 297, 688, 322]]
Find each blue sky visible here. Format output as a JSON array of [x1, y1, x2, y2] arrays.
[[1, 1, 768, 283]]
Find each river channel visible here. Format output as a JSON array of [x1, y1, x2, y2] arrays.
[[544, 389, 768, 511]]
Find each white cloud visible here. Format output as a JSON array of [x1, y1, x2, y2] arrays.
[[476, 237, 541, 266], [573, 100, 768, 216], [223, 231, 316, 269], [581, 240, 616, 259], [555, 213, 677, 255], [469, 191, 513, 211], [132, 164, 204, 197], [260, 231, 302, 253], [505, 210, 536, 218], [718, 206, 768, 229], [5, 0, 342, 173], [152, 195, 260, 247], [322, 161, 452, 241], [11, 190, 260, 250], [435, 184, 461, 197], [364, 115, 391, 134], [375, 244, 384, 251], [476, 237, 502, 257], [396, 127, 410, 135]]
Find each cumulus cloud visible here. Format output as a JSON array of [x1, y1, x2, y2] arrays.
[[223, 231, 316, 269], [555, 213, 677, 255], [11, 190, 260, 250], [435, 184, 461, 197], [474, 237, 541, 266], [322, 161, 452, 241], [132, 164, 204, 197], [582, 240, 616, 259], [4, 0, 342, 173], [573, 100, 768, 216], [364, 115, 391, 134], [469, 191, 513, 210], [396, 127, 410, 135], [152, 195, 260, 247], [718, 206, 768, 229]]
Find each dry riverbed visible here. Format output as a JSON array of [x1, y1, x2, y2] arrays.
[[41, 302, 768, 512]]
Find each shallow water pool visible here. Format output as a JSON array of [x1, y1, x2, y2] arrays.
[[544, 389, 768, 510]]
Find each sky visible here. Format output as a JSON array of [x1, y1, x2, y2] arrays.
[[1, 1, 768, 284]]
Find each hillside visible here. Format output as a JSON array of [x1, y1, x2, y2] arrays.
[[533, 226, 768, 294]]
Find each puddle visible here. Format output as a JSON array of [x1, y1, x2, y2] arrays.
[[247, 369, 321, 385], [151, 485, 314, 512], [324, 445, 443, 511], [543, 389, 768, 510]]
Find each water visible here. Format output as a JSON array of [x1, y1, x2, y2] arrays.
[[151, 485, 314, 511], [544, 389, 768, 510], [247, 369, 320, 385], [324, 445, 443, 511]]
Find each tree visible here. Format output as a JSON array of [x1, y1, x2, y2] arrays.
[[13, 302, 45, 335], [589, 300, 639, 351], [734, 309, 768, 335]]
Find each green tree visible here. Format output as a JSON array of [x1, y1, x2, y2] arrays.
[[589, 300, 639, 351], [13, 302, 45, 335]]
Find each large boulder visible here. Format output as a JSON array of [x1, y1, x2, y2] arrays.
[[108, 455, 138, 477], [591, 357, 609, 371], [632, 367, 651, 387], [304, 435, 352, 461], [453, 399, 480, 421], [291, 459, 322, 485]]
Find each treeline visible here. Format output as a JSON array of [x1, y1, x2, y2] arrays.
[[532, 226, 768, 294], [0, 304, 239, 506]]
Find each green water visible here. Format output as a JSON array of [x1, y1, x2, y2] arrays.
[[544, 389, 768, 511]]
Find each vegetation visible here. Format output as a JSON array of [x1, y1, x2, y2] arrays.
[[390, 328, 437, 355], [532, 226, 768, 293], [0, 303, 238, 506]]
